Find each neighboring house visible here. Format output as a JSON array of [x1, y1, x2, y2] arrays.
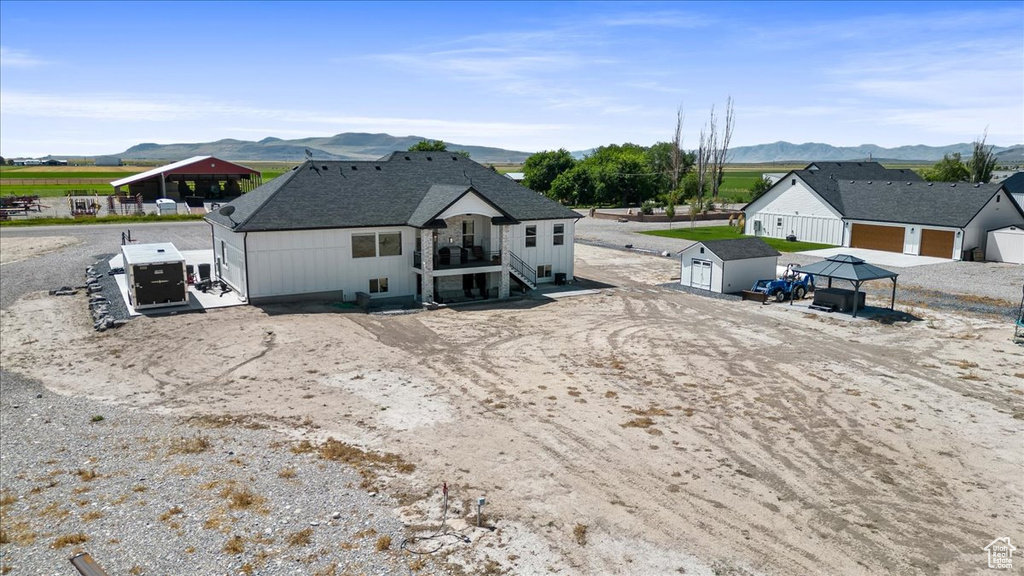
[[743, 162, 1024, 259], [986, 225, 1024, 264], [95, 156, 124, 167], [205, 151, 580, 305], [1001, 172, 1024, 211], [679, 237, 780, 294], [504, 172, 525, 183]]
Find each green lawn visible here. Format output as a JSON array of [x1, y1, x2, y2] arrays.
[[0, 213, 207, 227], [641, 225, 833, 253]]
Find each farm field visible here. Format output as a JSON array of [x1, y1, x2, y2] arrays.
[[642, 225, 834, 252], [0, 236, 1020, 575]]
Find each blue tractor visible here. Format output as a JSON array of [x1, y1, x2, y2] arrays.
[[751, 263, 815, 302]]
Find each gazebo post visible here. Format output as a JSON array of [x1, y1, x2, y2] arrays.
[[890, 277, 897, 311], [852, 280, 861, 318]]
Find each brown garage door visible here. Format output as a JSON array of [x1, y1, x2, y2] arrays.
[[920, 229, 954, 258], [850, 223, 904, 253]]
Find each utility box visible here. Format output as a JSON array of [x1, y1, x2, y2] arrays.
[[121, 243, 188, 310]]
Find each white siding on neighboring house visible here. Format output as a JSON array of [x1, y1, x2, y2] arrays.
[[245, 227, 417, 302], [744, 176, 843, 245], [506, 219, 576, 283], [986, 226, 1024, 264], [1011, 193, 1024, 212], [963, 190, 1024, 255]]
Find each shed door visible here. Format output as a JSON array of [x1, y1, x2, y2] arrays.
[[850, 223, 904, 253], [919, 229, 954, 258], [690, 259, 712, 291]]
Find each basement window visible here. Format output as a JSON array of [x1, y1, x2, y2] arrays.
[[525, 225, 537, 247], [537, 265, 552, 278], [369, 278, 389, 294]]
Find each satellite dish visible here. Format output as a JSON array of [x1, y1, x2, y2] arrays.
[[218, 205, 238, 227]]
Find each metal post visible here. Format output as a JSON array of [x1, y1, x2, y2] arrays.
[[852, 281, 860, 318], [890, 277, 897, 311]]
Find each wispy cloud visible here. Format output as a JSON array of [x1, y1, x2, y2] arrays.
[[0, 46, 49, 68]]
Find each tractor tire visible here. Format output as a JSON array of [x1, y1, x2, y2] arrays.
[[794, 286, 806, 300], [773, 289, 786, 302]]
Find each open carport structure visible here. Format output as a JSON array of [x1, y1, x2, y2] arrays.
[[795, 254, 898, 318], [110, 156, 262, 202]]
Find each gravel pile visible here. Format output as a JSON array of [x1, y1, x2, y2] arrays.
[[0, 371, 418, 575]]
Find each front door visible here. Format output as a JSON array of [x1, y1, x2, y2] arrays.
[[691, 259, 712, 291]]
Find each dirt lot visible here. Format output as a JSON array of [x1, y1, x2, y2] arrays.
[[1, 244, 1022, 574]]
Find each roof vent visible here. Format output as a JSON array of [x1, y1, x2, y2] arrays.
[[907, 182, 912, 185], [322, 165, 329, 171], [375, 166, 381, 171], [974, 183, 980, 187], [404, 156, 410, 161], [950, 183, 956, 187], [867, 181, 872, 184], [886, 181, 891, 185], [351, 166, 357, 170], [850, 180, 854, 183], [157, 249, 165, 253], [928, 182, 933, 186], [426, 156, 433, 161], [451, 156, 458, 161]]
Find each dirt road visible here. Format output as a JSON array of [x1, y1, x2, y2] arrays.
[[1, 244, 1021, 574]]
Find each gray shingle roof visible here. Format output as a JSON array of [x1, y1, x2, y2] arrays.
[[697, 237, 781, 261], [1002, 172, 1024, 195], [832, 180, 1004, 227], [795, 254, 898, 282], [206, 152, 578, 232]]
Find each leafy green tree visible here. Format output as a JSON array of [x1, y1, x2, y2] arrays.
[[408, 139, 448, 151], [749, 175, 773, 202], [967, 133, 997, 183], [523, 149, 576, 194], [582, 144, 660, 206], [680, 172, 706, 201], [408, 139, 470, 157], [923, 153, 969, 182], [549, 164, 596, 205]]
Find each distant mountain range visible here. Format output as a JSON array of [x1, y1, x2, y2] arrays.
[[116, 133, 533, 164], [726, 141, 1024, 164], [101, 133, 1024, 165]]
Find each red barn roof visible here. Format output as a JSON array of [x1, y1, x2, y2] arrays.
[[110, 156, 259, 188]]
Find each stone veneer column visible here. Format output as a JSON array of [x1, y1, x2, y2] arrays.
[[421, 231, 435, 303], [499, 225, 510, 299]]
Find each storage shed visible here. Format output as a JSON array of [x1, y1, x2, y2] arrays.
[[679, 238, 780, 294], [121, 243, 188, 309], [986, 225, 1024, 264]]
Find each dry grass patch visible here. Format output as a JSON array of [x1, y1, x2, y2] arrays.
[[573, 523, 588, 546], [0, 519, 36, 546], [317, 438, 415, 479], [960, 372, 985, 381], [51, 532, 89, 548], [287, 527, 314, 547], [952, 359, 980, 369], [628, 405, 671, 416], [82, 510, 104, 522], [167, 434, 212, 455], [187, 413, 267, 430], [291, 440, 316, 454], [159, 505, 184, 522], [375, 534, 392, 551], [620, 417, 655, 429], [278, 467, 297, 479], [223, 535, 245, 554], [221, 485, 265, 512], [0, 491, 15, 507], [75, 468, 99, 482]]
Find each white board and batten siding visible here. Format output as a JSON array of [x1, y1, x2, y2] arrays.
[[505, 219, 576, 283], [237, 226, 417, 302], [962, 189, 1024, 256], [986, 226, 1024, 264], [213, 225, 248, 298], [744, 176, 843, 245]]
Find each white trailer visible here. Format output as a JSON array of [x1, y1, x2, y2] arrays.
[[121, 243, 188, 309]]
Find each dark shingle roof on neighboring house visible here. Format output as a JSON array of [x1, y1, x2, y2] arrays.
[[1002, 172, 1024, 195], [835, 181, 1007, 227], [206, 152, 578, 232], [697, 237, 781, 261], [803, 161, 923, 182]]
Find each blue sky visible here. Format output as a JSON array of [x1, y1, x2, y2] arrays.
[[1, 1, 1021, 157]]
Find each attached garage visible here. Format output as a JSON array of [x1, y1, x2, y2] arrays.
[[850, 223, 904, 253], [986, 225, 1024, 264], [919, 229, 955, 258], [679, 238, 780, 294]]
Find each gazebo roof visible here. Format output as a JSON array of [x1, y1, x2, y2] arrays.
[[794, 254, 898, 282]]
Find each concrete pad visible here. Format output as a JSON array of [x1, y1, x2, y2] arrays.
[[108, 249, 246, 317], [797, 247, 950, 268]]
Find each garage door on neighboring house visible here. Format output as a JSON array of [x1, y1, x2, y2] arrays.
[[919, 229, 955, 258], [850, 223, 904, 253], [690, 259, 712, 291]]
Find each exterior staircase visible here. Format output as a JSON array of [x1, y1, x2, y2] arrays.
[[508, 252, 537, 290]]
